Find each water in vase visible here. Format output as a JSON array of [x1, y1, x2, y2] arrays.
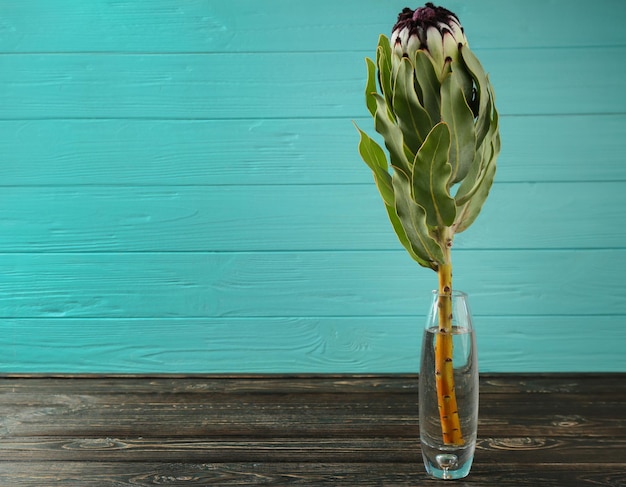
[[419, 325, 478, 480]]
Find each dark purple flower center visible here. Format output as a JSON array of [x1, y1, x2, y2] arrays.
[[413, 4, 438, 22], [392, 3, 461, 38]]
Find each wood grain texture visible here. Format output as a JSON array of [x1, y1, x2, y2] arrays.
[[0, 0, 625, 373], [0, 463, 624, 487], [0, 182, 622, 251], [1, 316, 624, 373], [1, 115, 625, 185], [0, 250, 625, 318], [0, 374, 622, 485], [0, 49, 624, 119], [0, 0, 624, 52]]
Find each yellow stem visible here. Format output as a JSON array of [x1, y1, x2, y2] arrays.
[[435, 257, 464, 446]]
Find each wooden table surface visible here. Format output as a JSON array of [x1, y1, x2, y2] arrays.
[[0, 373, 624, 486]]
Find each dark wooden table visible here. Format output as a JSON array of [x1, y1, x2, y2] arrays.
[[0, 374, 624, 486]]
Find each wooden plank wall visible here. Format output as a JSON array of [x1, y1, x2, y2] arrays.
[[0, 0, 625, 373]]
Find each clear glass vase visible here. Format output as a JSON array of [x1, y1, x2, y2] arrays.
[[419, 290, 478, 480]]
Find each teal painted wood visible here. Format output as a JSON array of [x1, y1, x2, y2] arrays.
[[0, 251, 624, 318], [1, 49, 625, 119], [0, 0, 625, 373], [0, 0, 624, 52], [1, 316, 623, 373], [0, 182, 623, 251], [1, 115, 625, 185]]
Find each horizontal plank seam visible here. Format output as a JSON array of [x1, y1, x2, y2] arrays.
[[0, 181, 625, 188], [0, 372, 624, 378], [0, 45, 625, 55], [0, 249, 625, 257], [0, 112, 625, 122], [0, 113, 625, 121], [1, 314, 625, 320]]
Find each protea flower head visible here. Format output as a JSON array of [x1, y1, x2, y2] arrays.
[[391, 3, 468, 71], [355, 3, 500, 271]]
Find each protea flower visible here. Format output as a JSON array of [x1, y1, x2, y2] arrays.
[[391, 4, 468, 73], [355, 3, 500, 446]]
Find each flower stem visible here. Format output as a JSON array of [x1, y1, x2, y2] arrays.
[[435, 254, 464, 446]]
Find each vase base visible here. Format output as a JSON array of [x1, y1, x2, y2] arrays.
[[421, 445, 474, 480]]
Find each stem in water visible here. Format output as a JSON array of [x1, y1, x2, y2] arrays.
[[435, 250, 464, 446]]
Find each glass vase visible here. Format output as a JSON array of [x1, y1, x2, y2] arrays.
[[419, 290, 478, 480]]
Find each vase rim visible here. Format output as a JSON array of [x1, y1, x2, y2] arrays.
[[430, 289, 468, 298]]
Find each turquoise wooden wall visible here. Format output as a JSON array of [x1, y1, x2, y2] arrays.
[[1, 0, 625, 373]]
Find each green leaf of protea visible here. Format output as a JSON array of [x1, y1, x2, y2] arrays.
[[441, 66, 476, 184], [354, 124, 429, 266], [410, 122, 456, 228], [454, 104, 499, 233], [459, 45, 492, 149], [392, 57, 433, 156], [384, 202, 432, 269], [454, 101, 500, 207], [392, 167, 444, 269], [454, 138, 497, 234], [364, 57, 378, 118], [376, 35, 394, 109], [373, 93, 411, 175], [413, 51, 442, 125], [354, 124, 393, 206]]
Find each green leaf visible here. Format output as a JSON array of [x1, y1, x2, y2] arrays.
[[354, 124, 393, 207], [392, 167, 444, 268], [459, 45, 492, 149], [392, 57, 433, 156], [413, 51, 442, 125], [488, 84, 502, 155], [353, 124, 434, 268], [441, 66, 477, 184], [354, 124, 430, 266], [410, 122, 456, 227], [376, 35, 394, 109], [454, 102, 500, 206], [454, 145, 484, 206], [453, 104, 500, 233], [364, 57, 378, 118], [455, 60, 475, 108], [384, 203, 435, 270], [454, 138, 497, 234], [373, 93, 411, 174]]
